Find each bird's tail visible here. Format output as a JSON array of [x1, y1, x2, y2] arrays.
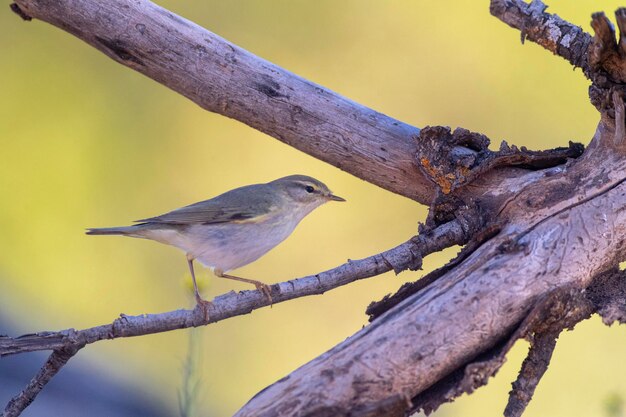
[[85, 226, 137, 236]]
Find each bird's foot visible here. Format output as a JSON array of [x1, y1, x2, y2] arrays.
[[217, 271, 274, 305], [193, 297, 213, 321], [255, 282, 273, 305]]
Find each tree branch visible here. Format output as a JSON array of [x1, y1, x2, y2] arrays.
[[410, 281, 598, 416], [234, 129, 626, 416], [1, 345, 83, 417], [502, 286, 593, 417], [10, 0, 435, 204], [0, 219, 470, 417], [8, 1, 626, 416], [490, 0, 592, 75], [0, 219, 468, 358]]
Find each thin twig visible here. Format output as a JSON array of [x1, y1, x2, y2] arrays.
[[504, 332, 558, 417], [0, 220, 469, 417], [1, 345, 83, 417], [0, 219, 469, 358]]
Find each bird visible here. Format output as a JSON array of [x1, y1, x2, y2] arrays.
[[86, 175, 345, 314]]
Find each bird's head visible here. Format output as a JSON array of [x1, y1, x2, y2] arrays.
[[269, 175, 345, 210]]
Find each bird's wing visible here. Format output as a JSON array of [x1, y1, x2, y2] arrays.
[[134, 184, 278, 225]]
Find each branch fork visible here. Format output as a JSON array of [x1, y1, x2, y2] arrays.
[[5, 1, 626, 417]]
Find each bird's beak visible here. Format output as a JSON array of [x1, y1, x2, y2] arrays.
[[328, 193, 346, 202]]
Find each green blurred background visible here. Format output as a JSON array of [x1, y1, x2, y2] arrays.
[[1, 1, 626, 416]]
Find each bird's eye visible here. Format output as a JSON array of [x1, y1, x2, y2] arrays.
[[305, 185, 315, 193]]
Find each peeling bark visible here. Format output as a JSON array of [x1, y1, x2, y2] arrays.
[[236, 120, 626, 415], [6, 1, 626, 417]]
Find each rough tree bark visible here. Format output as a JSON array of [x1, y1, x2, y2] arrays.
[[5, 1, 626, 417], [10, 0, 431, 203]]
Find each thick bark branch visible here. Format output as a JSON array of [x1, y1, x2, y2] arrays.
[[411, 279, 602, 416], [0, 219, 467, 357], [235, 126, 626, 416], [10, 0, 434, 204], [8, 1, 626, 416]]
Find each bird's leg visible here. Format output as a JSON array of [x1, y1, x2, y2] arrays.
[[187, 254, 211, 320], [215, 269, 273, 304]]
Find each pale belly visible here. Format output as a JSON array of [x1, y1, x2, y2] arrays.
[[141, 216, 300, 272]]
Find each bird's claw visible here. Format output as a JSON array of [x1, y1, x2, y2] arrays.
[[256, 283, 273, 305], [194, 298, 213, 321]]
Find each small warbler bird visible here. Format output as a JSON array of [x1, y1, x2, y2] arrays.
[[86, 175, 345, 312]]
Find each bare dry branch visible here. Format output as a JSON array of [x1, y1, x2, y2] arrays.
[[7, 1, 626, 416], [399, 267, 626, 417], [409, 283, 596, 416], [0, 219, 468, 358], [10, 0, 436, 204], [0, 220, 469, 417], [490, 0, 592, 75], [503, 286, 593, 417], [367, 221, 504, 320], [234, 128, 626, 416], [0, 219, 470, 417], [1, 346, 83, 417], [505, 334, 557, 417]]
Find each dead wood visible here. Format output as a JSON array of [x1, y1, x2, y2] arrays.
[[5, 1, 626, 417]]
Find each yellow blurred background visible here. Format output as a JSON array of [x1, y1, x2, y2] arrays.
[[1, 1, 625, 416]]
